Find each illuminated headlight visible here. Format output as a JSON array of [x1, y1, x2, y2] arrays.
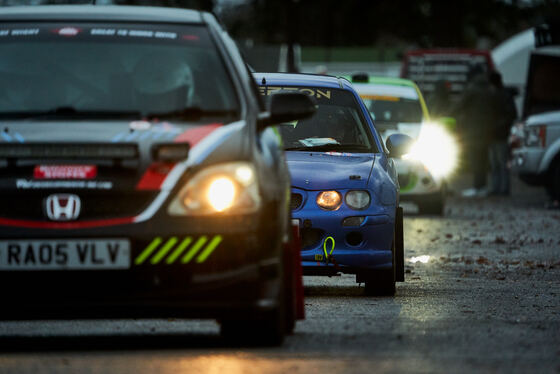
[[168, 162, 260, 215], [403, 122, 458, 179], [316, 191, 342, 210], [345, 190, 370, 210]]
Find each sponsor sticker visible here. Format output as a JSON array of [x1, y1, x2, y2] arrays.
[[259, 86, 332, 99], [17, 179, 112, 190], [57, 27, 81, 37], [34, 165, 97, 180]]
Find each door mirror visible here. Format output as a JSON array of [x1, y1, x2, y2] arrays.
[[386, 133, 414, 158], [258, 92, 316, 131]]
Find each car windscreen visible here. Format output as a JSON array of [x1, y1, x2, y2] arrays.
[[0, 23, 240, 120], [524, 53, 560, 117], [363, 96, 423, 125], [260, 86, 377, 153]]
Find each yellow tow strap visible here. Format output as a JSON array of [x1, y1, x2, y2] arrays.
[[323, 236, 335, 263]]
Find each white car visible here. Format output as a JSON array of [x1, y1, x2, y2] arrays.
[[347, 74, 458, 214]]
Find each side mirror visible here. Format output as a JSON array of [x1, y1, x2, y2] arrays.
[[386, 133, 414, 158], [257, 92, 316, 131]]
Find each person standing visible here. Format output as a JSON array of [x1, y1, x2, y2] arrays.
[[456, 65, 496, 197], [488, 71, 517, 196]]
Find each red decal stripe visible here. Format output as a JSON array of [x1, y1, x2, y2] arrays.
[[136, 163, 175, 191], [173, 123, 222, 145], [0, 217, 134, 229]]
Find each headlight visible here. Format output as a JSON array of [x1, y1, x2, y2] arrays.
[[316, 191, 342, 210], [168, 162, 260, 215], [403, 122, 458, 179], [345, 190, 370, 210]]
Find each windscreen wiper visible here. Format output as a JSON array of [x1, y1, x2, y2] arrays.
[[145, 107, 238, 121], [284, 143, 371, 152], [0, 107, 142, 120]]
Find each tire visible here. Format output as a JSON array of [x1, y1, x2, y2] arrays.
[[220, 288, 286, 346], [547, 160, 560, 202], [395, 206, 405, 282], [364, 241, 396, 296], [283, 238, 297, 335], [221, 240, 288, 346]]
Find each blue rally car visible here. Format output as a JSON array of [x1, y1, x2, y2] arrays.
[[255, 73, 412, 295]]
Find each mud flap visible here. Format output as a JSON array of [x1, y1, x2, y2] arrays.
[[395, 206, 405, 282]]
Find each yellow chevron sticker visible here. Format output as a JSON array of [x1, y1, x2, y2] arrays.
[[135, 237, 162, 265], [150, 237, 178, 264], [196, 235, 223, 263], [134, 236, 223, 265], [181, 236, 208, 264], [166, 237, 193, 264]]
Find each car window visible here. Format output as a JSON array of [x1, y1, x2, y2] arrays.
[[0, 23, 240, 119], [259, 86, 377, 153], [364, 97, 423, 124]]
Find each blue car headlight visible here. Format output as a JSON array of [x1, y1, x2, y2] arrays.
[[345, 190, 370, 210]]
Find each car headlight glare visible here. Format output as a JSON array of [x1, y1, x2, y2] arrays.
[[403, 122, 458, 179], [168, 162, 260, 215], [345, 190, 370, 210], [316, 190, 342, 210], [206, 177, 236, 212]]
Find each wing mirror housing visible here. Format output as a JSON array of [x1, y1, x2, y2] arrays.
[[257, 92, 316, 131], [386, 133, 414, 158]]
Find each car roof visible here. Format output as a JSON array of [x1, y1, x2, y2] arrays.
[[344, 75, 421, 99], [253, 72, 352, 90], [345, 75, 418, 88], [0, 5, 204, 23]]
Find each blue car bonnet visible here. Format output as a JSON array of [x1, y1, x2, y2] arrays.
[[287, 152, 375, 190]]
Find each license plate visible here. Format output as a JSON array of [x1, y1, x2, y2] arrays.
[[0, 239, 130, 270]]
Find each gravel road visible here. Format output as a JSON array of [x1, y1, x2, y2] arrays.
[[0, 176, 558, 374]]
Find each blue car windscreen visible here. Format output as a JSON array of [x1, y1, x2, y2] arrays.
[[260, 86, 377, 153]]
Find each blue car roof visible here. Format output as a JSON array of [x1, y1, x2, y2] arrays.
[[253, 72, 353, 90]]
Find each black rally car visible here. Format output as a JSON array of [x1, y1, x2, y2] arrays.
[[0, 5, 314, 345]]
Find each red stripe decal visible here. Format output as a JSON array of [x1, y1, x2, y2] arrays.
[[173, 123, 222, 145], [134, 124, 222, 191], [136, 162, 176, 191], [0, 217, 134, 229]]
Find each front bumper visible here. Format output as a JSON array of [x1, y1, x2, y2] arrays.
[[291, 189, 395, 275], [512, 147, 546, 186], [395, 159, 441, 196], [0, 215, 282, 319]]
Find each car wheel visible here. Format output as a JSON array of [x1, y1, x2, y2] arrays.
[[221, 240, 287, 346], [364, 242, 396, 296], [283, 237, 297, 335], [547, 160, 560, 202], [220, 287, 286, 346], [395, 206, 405, 282]]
